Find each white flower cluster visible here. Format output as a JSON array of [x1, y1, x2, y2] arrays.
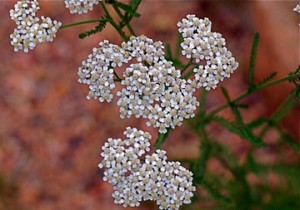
[[64, 0, 101, 14], [10, 0, 61, 52], [79, 36, 199, 133], [294, 3, 300, 14], [178, 14, 239, 90], [78, 40, 129, 102], [79, 16, 239, 133], [117, 61, 198, 133], [78, 36, 164, 103], [121, 35, 165, 65], [98, 127, 195, 210]]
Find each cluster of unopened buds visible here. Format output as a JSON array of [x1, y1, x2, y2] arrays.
[[98, 127, 195, 209], [9, 1, 241, 209], [9, 0, 61, 52]]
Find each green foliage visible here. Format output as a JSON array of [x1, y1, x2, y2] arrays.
[[279, 129, 300, 152], [248, 32, 260, 89], [191, 140, 211, 185], [212, 116, 242, 136], [289, 66, 300, 100], [201, 179, 231, 203], [175, 33, 183, 59], [257, 71, 277, 86], [114, 1, 141, 17], [129, 0, 142, 9], [154, 128, 172, 149], [220, 87, 266, 147], [165, 43, 172, 60], [164, 42, 185, 69], [247, 117, 268, 129], [119, 0, 141, 28], [296, 85, 300, 100], [79, 18, 107, 39], [270, 92, 296, 123]]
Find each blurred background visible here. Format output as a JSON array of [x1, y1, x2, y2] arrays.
[[0, 1, 299, 210]]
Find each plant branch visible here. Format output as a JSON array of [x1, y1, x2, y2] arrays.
[[206, 71, 300, 119], [154, 129, 172, 149], [60, 19, 105, 29], [112, 4, 136, 36], [181, 59, 194, 74], [100, 1, 129, 41]]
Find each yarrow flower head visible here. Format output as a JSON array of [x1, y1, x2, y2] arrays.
[[64, 0, 101, 14], [117, 61, 199, 133], [10, 0, 61, 52], [178, 14, 239, 90], [79, 35, 199, 133], [121, 35, 165, 65], [78, 40, 128, 102], [98, 127, 196, 210]]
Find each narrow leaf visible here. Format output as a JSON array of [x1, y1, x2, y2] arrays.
[[115, 2, 140, 17], [198, 89, 208, 117], [212, 116, 242, 136], [248, 33, 260, 87], [79, 19, 107, 39], [105, 0, 116, 3], [201, 179, 231, 203], [221, 86, 266, 147], [257, 72, 277, 86], [246, 154, 259, 174], [296, 85, 300, 100], [240, 126, 266, 147], [247, 118, 268, 129], [220, 86, 231, 102], [175, 32, 183, 59], [271, 92, 296, 123], [192, 142, 211, 185], [165, 43, 172, 60], [235, 103, 249, 109], [279, 130, 300, 152], [129, 0, 142, 9]]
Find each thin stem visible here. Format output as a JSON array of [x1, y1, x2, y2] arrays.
[[113, 71, 122, 82], [259, 90, 296, 138], [60, 19, 104, 29], [191, 127, 211, 185], [175, 32, 183, 59], [112, 4, 136, 36], [206, 72, 300, 119], [100, 1, 129, 41], [154, 129, 172, 149], [181, 59, 193, 74], [182, 65, 198, 80]]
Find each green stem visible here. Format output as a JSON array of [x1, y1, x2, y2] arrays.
[[259, 90, 296, 138], [112, 4, 136, 36], [60, 19, 104, 29], [181, 59, 193, 74], [113, 71, 122, 82], [154, 129, 172, 149], [206, 72, 300, 119], [182, 65, 198, 79], [100, 2, 129, 41], [195, 127, 211, 177]]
